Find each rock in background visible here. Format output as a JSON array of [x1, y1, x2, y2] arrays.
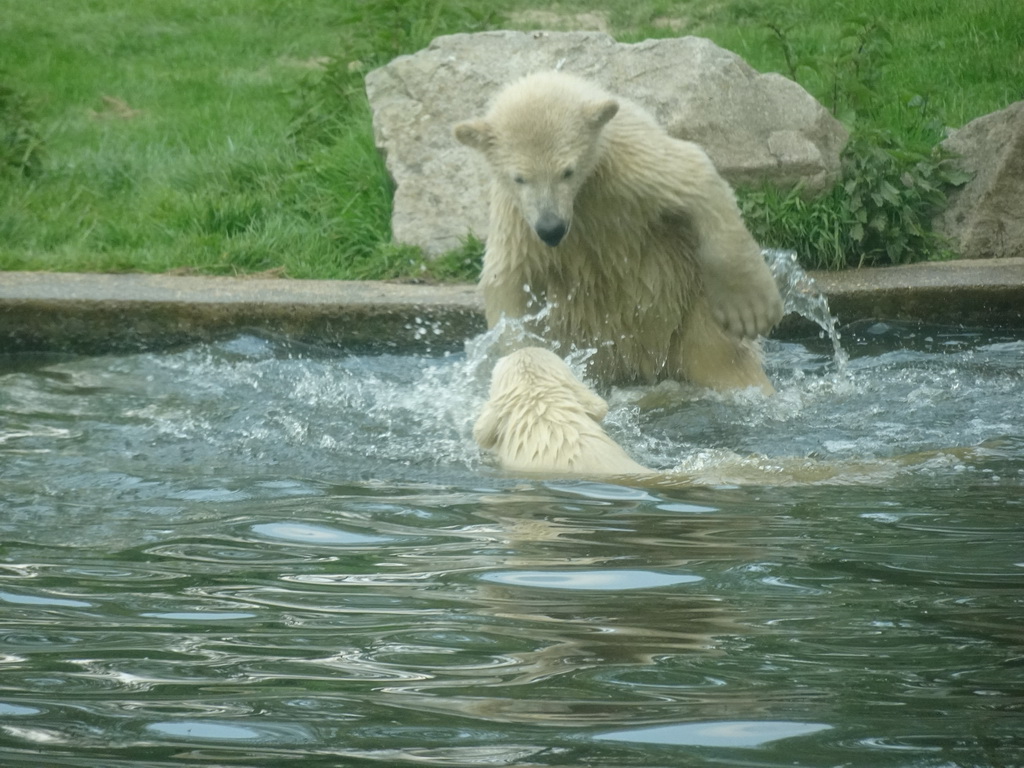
[[365, 31, 849, 255], [935, 101, 1024, 259]]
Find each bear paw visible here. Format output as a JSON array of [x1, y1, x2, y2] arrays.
[[704, 258, 785, 339]]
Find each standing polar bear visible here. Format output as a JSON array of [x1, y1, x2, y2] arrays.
[[454, 71, 784, 391]]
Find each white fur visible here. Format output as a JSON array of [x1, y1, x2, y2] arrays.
[[474, 348, 651, 477], [474, 348, 968, 487], [455, 71, 783, 392]]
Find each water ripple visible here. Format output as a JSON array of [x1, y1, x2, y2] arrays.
[[1, 328, 1022, 767]]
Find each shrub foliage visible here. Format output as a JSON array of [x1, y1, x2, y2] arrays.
[[740, 18, 972, 269]]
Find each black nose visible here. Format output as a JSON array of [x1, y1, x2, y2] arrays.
[[535, 214, 567, 247]]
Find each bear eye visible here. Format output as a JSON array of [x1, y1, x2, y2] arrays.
[[512, 174, 526, 185], [561, 167, 574, 180]]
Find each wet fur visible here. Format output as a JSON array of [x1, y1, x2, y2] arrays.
[[455, 72, 783, 391], [474, 347, 650, 477]]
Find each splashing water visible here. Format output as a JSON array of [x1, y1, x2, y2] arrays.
[[1, 264, 1017, 493], [765, 249, 849, 371]]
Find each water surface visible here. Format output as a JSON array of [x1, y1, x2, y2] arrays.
[[1, 320, 1022, 767]]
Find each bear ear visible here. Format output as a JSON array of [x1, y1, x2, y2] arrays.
[[584, 99, 619, 131], [453, 119, 493, 152]]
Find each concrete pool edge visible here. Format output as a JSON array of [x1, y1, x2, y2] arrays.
[[1, 258, 1022, 354]]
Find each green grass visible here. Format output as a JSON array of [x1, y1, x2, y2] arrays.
[[611, 0, 1021, 129], [1, 0, 1021, 277]]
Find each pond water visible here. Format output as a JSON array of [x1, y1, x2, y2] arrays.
[[1, 307, 1022, 766]]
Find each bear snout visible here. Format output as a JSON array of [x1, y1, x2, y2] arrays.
[[534, 213, 568, 247]]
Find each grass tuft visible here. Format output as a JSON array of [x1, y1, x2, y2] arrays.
[[0, 78, 44, 178]]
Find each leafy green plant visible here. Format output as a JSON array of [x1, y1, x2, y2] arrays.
[[839, 129, 969, 266], [741, 128, 970, 269]]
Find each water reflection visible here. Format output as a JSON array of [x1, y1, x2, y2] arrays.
[[252, 521, 393, 546], [594, 719, 833, 747], [479, 569, 703, 590], [146, 719, 313, 743]]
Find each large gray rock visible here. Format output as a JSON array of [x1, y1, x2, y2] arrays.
[[365, 31, 849, 255], [935, 101, 1024, 259]]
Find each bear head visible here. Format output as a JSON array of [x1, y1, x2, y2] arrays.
[[454, 72, 619, 248]]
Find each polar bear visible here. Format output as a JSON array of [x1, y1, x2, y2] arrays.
[[454, 71, 784, 392], [473, 348, 971, 486], [474, 347, 650, 477]]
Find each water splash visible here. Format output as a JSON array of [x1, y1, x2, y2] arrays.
[[462, 304, 598, 384], [765, 249, 848, 371]]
